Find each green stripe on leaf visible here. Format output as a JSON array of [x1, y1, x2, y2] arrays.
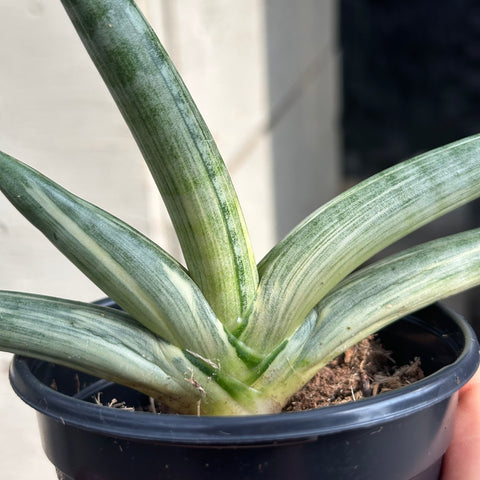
[[253, 229, 480, 407], [0, 152, 240, 371], [60, 0, 258, 329], [241, 135, 480, 352]]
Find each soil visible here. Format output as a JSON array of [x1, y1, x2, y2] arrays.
[[283, 335, 424, 411]]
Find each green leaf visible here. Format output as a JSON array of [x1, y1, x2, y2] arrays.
[[0, 292, 270, 415], [59, 0, 258, 329], [241, 135, 480, 352], [0, 152, 240, 369], [0, 291, 204, 412], [253, 229, 480, 407]]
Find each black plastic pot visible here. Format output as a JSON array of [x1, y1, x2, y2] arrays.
[[9, 303, 479, 480]]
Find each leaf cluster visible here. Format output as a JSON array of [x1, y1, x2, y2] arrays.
[[1, 0, 480, 415]]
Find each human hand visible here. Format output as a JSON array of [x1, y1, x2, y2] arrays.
[[441, 367, 480, 479]]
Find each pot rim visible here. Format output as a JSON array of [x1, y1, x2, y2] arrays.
[[9, 303, 479, 445]]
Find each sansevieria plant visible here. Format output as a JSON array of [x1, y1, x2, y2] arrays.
[[1, 0, 480, 416]]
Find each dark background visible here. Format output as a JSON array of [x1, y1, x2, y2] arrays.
[[340, 0, 480, 331], [341, 0, 480, 175]]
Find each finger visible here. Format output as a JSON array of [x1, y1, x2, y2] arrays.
[[441, 368, 480, 480]]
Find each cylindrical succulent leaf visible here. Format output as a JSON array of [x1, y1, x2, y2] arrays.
[[254, 228, 480, 407], [59, 0, 258, 330], [242, 135, 480, 352], [0, 292, 264, 415], [0, 151, 242, 372]]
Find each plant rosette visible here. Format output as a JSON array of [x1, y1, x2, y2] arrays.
[[1, 1, 480, 479]]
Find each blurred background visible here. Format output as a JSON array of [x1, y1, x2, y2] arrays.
[[0, 1, 479, 477]]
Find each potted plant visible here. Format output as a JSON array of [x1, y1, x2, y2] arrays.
[[1, 0, 479, 479]]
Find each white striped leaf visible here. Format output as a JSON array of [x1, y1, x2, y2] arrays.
[[253, 229, 480, 407], [241, 135, 480, 352], [60, 0, 258, 329], [0, 292, 266, 415], [0, 152, 242, 371]]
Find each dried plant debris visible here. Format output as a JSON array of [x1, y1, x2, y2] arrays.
[[93, 392, 135, 411], [284, 336, 424, 411]]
